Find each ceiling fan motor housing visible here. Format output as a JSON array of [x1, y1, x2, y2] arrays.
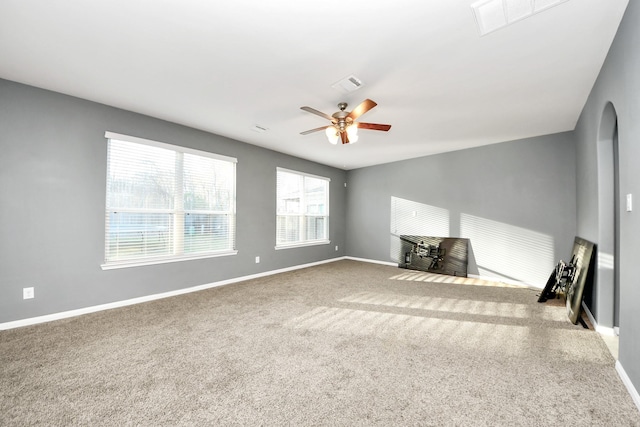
[[332, 103, 352, 131]]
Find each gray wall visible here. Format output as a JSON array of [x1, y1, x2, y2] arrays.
[[5, 0, 640, 397], [346, 133, 577, 287], [574, 0, 640, 393], [0, 79, 346, 324]]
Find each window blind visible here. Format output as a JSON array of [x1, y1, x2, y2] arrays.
[[104, 133, 236, 266], [276, 168, 329, 247]]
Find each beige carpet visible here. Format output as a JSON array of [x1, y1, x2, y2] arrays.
[[1, 260, 639, 426]]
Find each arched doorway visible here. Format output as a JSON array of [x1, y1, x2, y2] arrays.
[[596, 102, 620, 333]]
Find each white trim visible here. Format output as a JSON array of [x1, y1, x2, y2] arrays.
[[101, 250, 238, 270], [582, 301, 598, 329], [1, 257, 347, 331], [275, 240, 330, 250], [344, 256, 397, 267], [616, 361, 640, 413], [276, 167, 330, 247], [582, 301, 616, 336], [104, 134, 237, 266], [276, 166, 331, 182], [105, 131, 237, 163]]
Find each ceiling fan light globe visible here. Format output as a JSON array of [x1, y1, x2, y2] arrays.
[[326, 126, 339, 144], [325, 126, 336, 138], [346, 124, 358, 138]]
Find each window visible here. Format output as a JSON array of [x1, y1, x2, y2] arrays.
[[103, 132, 236, 268], [276, 168, 330, 248]]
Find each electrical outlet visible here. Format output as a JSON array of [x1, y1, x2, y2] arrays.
[[255, 256, 260, 263], [335, 246, 339, 251], [23, 287, 34, 299]]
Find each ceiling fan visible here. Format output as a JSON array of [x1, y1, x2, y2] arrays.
[[300, 99, 391, 145]]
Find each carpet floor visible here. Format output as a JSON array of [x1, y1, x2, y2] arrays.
[[1, 260, 639, 426]]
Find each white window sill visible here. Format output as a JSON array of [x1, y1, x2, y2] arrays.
[[101, 250, 238, 270], [275, 240, 331, 250]]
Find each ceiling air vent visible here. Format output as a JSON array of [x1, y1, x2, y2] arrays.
[[250, 124, 268, 133], [472, 0, 569, 36], [331, 75, 365, 93]]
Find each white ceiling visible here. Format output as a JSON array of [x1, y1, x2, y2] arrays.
[[0, 0, 628, 170]]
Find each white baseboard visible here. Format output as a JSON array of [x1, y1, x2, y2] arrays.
[[343, 256, 398, 267], [616, 361, 640, 412], [582, 301, 596, 327], [582, 304, 639, 412], [581, 301, 616, 336], [0, 256, 347, 331]]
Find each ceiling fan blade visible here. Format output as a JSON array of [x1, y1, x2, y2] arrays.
[[356, 122, 392, 131], [341, 132, 348, 144], [300, 106, 334, 122], [347, 99, 377, 121], [300, 125, 331, 135]]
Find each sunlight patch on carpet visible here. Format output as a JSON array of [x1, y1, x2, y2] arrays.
[[283, 306, 603, 362], [339, 291, 565, 322], [388, 271, 527, 288]]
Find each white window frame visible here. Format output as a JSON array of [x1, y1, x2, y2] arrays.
[[101, 131, 237, 270], [275, 167, 330, 250]]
